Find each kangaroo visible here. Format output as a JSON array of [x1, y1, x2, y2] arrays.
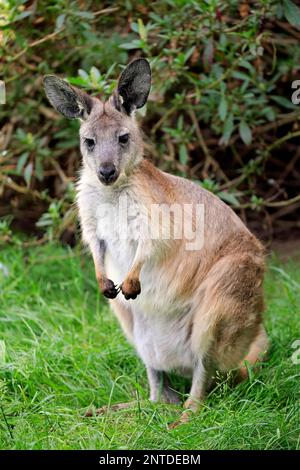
[[43, 59, 268, 426]]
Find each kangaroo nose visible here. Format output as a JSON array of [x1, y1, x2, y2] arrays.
[[98, 163, 117, 184]]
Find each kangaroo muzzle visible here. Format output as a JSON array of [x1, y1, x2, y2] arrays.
[[97, 163, 118, 185]]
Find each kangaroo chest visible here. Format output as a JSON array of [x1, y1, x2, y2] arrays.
[[95, 190, 140, 278]]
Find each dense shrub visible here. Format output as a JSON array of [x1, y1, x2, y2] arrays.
[[1, 0, 300, 245]]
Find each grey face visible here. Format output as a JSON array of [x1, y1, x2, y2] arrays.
[[79, 102, 140, 186], [43, 59, 151, 187]]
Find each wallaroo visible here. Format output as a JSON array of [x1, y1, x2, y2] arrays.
[[43, 59, 268, 427]]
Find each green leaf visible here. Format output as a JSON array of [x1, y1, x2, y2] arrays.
[[200, 179, 219, 192], [138, 18, 147, 42], [177, 115, 184, 131], [282, 0, 300, 28], [0, 340, 6, 365], [72, 11, 94, 20], [218, 95, 227, 122], [24, 162, 33, 186], [55, 14, 65, 31], [250, 195, 264, 209], [217, 191, 239, 207], [90, 66, 101, 83], [239, 121, 252, 145], [179, 143, 188, 165], [231, 71, 251, 82], [36, 218, 52, 228], [262, 107, 276, 121], [184, 46, 195, 63], [220, 113, 234, 146], [239, 60, 255, 72], [15, 11, 32, 21], [119, 40, 143, 50], [35, 159, 44, 182], [16, 151, 29, 174], [270, 95, 296, 109], [130, 22, 139, 34], [66, 77, 88, 87], [78, 69, 90, 82]]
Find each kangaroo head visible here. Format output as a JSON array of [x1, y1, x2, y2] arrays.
[[43, 59, 151, 186]]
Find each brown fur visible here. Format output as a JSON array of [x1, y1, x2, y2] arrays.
[[44, 61, 269, 428]]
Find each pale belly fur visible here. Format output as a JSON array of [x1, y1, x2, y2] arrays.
[[105, 240, 196, 374]]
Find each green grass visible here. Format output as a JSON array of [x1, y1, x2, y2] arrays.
[[0, 243, 299, 450]]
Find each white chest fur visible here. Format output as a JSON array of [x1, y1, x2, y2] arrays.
[[94, 188, 141, 280]]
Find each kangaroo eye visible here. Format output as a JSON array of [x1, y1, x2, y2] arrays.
[[84, 138, 95, 150], [119, 133, 129, 145]]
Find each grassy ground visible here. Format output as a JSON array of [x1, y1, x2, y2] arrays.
[[0, 243, 299, 450]]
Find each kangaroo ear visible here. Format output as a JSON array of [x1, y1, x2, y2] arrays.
[[43, 75, 93, 119], [115, 58, 151, 115]]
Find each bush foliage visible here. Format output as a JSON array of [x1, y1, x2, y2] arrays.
[[1, 0, 300, 245]]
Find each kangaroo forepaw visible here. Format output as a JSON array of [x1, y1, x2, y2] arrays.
[[101, 279, 119, 299], [121, 278, 141, 300]]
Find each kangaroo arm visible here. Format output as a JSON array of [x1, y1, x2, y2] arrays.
[[90, 238, 119, 299], [121, 238, 152, 300]]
